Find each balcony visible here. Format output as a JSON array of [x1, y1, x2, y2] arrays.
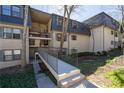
[[29, 31, 51, 40]]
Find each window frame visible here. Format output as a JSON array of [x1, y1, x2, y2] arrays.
[[13, 49, 21, 60], [72, 21, 78, 29], [11, 6, 23, 18], [3, 27, 13, 39], [57, 17, 63, 26], [114, 32, 118, 37], [1, 5, 24, 19], [0, 50, 3, 62], [71, 35, 77, 40], [56, 33, 67, 41], [111, 41, 114, 45], [3, 50, 13, 61], [0, 27, 3, 38], [13, 28, 21, 39], [111, 30, 114, 35], [1, 5, 11, 16]]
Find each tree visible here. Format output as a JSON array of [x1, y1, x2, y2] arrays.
[[118, 5, 124, 54], [60, 5, 78, 54], [22, 5, 29, 66]]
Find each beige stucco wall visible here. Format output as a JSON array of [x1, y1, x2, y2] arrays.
[[89, 26, 119, 52], [0, 39, 22, 50], [31, 22, 47, 32], [104, 26, 118, 51], [51, 31, 90, 53], [0, 23, 29, 69], [89, 26, 104, 52], [0, 60, 22, 69]]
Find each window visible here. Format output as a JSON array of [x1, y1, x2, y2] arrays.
[[0, 6, 2, 14], [111, 30, 114, 35], [12, 6, 21, 18], [4, 50, 13, 61], [72, 21, 78, 29], [71, 48, 77, 54], [3, 28, 12, 39], [13, 29, 21, 39], [57, 17, 62, 26], [2, 5, 11, 16], [111, 41, 114, 45], [13, 50, 21, 60], [114, 32, 118, 37], [0, 50, 3, 62], [0, 28, 3, 38], [56, 33, 66, 41], [1, 5, 23, 18], [29, 39, 35, 45], [44, 40, 49, 46], [71, 35, 77, 40], [56, 33, 61, 41]]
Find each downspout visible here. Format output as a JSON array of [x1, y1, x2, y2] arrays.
[[103, 26, 105, 51], [91, 29, 95, 52], [114, 31, 115, 48]]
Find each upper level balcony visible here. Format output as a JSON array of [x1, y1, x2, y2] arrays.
[[29, 31, 51, 40], [29, 8, 52, 40]]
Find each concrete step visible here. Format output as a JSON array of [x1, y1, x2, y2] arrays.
[[58, 73, 85, 88], [58, 69, 80, 81]]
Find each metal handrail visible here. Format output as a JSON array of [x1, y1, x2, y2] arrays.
[[38, 48, 59, 73]]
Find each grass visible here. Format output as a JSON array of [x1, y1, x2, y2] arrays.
[[77, 60, 107, 76], [104, 69, 124, 88], [0, 65, 37, 88]]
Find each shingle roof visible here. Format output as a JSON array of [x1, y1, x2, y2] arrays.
[[51, 14, 91, 36], [83, 12, 120, 31]]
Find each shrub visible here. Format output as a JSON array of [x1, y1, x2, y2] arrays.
[[105, 69, 124, 87], [76, 52, 95, 57]]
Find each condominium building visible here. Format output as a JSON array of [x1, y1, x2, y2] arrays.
[[0, 5, 120, 69]]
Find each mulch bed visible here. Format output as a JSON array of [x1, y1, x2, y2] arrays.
[[0, 64, 33, 75], [78, 56, 106, 62]]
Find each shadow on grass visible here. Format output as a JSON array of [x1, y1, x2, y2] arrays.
[[0, 65, 37, 88], [60, 49, 123, 76]]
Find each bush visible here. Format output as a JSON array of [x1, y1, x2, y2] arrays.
[[95, 51, 108, 56], [77, 52, 95, 57], [105, 69, 124, 87]]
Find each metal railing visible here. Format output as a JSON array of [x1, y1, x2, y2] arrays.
[[29, 32, 51, 38], [37, 47, 78, 74], [37, 48, 59, 73]]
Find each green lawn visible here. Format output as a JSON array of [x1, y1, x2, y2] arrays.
[[77, 60, 107, 76], [0, 65, 37, 88], [104, 69, 124, 88]]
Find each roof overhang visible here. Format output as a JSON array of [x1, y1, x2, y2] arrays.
[[31, 8, 51, 24]]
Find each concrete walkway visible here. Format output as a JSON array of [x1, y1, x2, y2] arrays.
[[32, 61, 57, 88], [72, 80, 97, 88]]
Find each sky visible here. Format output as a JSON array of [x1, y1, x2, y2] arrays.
[[31, 5, 121, 22]]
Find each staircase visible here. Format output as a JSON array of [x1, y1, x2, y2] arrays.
[[36, 49, 85, 88], [58, 68, 85, 88]]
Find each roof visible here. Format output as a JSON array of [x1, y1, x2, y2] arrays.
[[51, 14, 90, 36], [83, 12, 120, 31]]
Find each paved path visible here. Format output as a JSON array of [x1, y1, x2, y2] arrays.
[[32, 61, 57, 88], [32, 60, 97, 88], [72, 80, 97, 88]]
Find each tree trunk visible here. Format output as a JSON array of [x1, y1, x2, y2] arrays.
[[60, 6, 67, 53], [22, 5, 29, 67]]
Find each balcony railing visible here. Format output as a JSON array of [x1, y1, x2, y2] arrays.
[[29, 32, 51, 38]]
